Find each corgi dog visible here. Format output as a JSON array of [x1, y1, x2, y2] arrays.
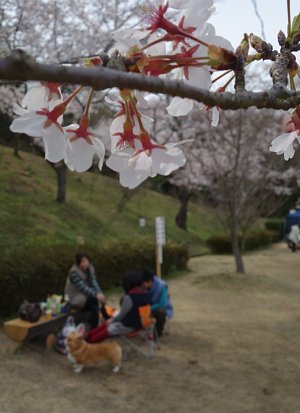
[[65, 324, 122, 373]]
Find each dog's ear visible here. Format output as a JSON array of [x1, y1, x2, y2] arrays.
[[75, 323, 86, 336]]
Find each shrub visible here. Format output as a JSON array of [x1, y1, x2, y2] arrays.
[[206, 230, 279, 254], [264, 219, 284, 239], [206, 236, 232, 254], [244, 230, 280, 249], [0, 239, 188, 317]]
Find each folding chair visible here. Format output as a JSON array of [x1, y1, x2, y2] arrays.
[[119, 305, 159, 359]]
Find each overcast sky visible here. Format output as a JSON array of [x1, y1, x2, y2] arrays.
[[210, 0, 299, 49]]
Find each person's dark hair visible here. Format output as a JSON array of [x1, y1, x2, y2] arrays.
[[75, 252, 91, 266], [141, 268, 155, 282], [122, 271, 143, 293]]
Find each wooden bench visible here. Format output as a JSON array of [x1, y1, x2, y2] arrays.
[[3, 310, 91, 344]]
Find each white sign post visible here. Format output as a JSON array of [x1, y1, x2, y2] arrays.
[[155, 216, 166, 278], [139, 217, 146, 228]]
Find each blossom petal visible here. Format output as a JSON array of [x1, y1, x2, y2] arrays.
[[167, 97, 194, 116], [10, 112, 45, 137], [106, 149, 151, 189], [22, 86, 48, 110], [106, 149, 132, 172], [42, 124, 66, 163], [183, 0, 215, 28], [269, 131, 298, 161], [92, 138, 106, 170], [119, 167, 150, 189], [65, 138, 95, 172], [13, 103, 28, 116], [128, 151, 152, 172], [145, 94, 161, 108], [151, 146, 186, 175], [205, 24, 234, 51], [188, 66, 212, 89], [211, 107, 220, 127]]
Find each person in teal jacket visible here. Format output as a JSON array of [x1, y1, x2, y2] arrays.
[[141, 268, 174, 336]]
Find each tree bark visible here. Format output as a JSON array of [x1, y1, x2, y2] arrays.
[[13, 133, 21, 158], [230, 224, 245, 274], [49, 161, 67, 203], [0, 50, 298, 111], [175, 189, 191, 231], [55, 163, 67, 203], [117, 188, 133, 212]]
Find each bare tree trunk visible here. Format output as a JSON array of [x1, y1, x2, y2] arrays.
[[117, 188, 133, 212], [230, 220, 245, 273], [48, 161, 67, 203], [229, 115, 245, 274], [231, 234, 245, 273], [55, 162, 67, 203], [175, 189, 191, 231], [13, 133, 21, 158]]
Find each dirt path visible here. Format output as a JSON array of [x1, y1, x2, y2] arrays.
[[1, 243, 300, 413]]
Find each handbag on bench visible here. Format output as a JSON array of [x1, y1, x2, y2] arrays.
[[19, 300, 42, 323]]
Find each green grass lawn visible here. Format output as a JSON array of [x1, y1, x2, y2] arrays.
[[0, 145, 219, 254]]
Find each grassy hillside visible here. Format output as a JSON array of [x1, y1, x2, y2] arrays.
[[0, 145, 219, 255]]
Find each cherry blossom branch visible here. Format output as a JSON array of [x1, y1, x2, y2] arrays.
[[234, 54, 246, 93], [270, 54, 289, 87], [1, 49, 300, 110]]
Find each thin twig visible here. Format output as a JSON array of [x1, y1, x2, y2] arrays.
[[287, 0, 291, 35]]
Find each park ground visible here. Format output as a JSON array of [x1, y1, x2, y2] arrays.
[[1, 242, 300, 413]]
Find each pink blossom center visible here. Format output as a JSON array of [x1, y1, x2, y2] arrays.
[[134, 130, 165, 157], [40, 81, 61, 100], [66, 123, 94, 145], [146, 3, 188, 38], [36, 103, 66, 129]]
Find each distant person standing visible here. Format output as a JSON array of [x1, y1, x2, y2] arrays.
[[287, 224, 300, 252], [65, 252, 106, 328], [142, 268, 174, 337]]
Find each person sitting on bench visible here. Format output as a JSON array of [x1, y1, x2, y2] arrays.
[[141, 268, 174, 337], [85, 271, 150, 343], [64, 252, 106, 329]]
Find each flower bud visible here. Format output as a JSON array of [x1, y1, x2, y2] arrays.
[[235, 33, 249, 60], [249, 33, 273, 53], [249, 33, 264, 52], [277, 30, 287, 46], [208, 44, 236, 70]]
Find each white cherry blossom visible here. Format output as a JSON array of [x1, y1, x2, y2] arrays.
[[42, 123, 67, 163], [106, 140, 188, 189], [178, 0, 215, 29], [166, 65, 211, 116], [167, 23, 233, 117], [10, 110, 46, 138], [64, 124, 105, 172], [10, 105, 66, 163], [22, 81, 62, 111]]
